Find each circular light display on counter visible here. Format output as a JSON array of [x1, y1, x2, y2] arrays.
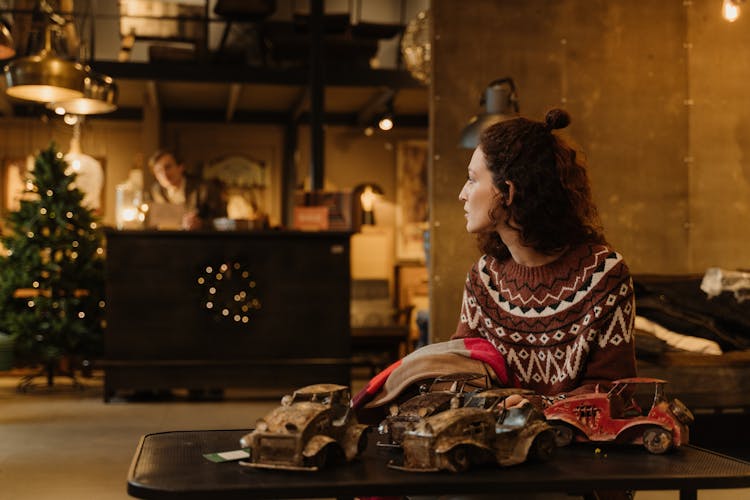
[[197, 261, 261, 324]]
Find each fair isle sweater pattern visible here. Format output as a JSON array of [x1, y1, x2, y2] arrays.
[[455, 244, 636, 396]]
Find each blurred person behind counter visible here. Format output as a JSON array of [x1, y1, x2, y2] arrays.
[[147, 149, 226, 230]]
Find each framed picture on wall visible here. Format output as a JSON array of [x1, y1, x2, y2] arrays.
[[2, 156, 33, 213], [396, 140, 429, 262], [3, 155, 107, 216]]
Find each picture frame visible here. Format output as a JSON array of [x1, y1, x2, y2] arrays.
[[395, 140, 429, 262], [3, 155, 107, 216]]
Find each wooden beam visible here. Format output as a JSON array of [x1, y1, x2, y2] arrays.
[[288, 87, 308, 124], [145, 80, 160, 110], [225, 83, 242, 122], [143, 80, 161, 164], [89, 62, 426, 88], [309, 0, 325, 192], [356, 88, 396, 126], [160, 108, 427, 127]]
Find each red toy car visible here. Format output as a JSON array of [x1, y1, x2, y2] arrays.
[[543, 377, 693, 454]]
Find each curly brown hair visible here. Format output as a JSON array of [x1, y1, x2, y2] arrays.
[[476, 108, 605, 260]]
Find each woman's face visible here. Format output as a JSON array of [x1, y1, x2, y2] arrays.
[[458, 147, 501, 233]]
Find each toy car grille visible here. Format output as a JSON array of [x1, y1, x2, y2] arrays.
[[403, 437, 435, 467], [258, 436, 297, 462]]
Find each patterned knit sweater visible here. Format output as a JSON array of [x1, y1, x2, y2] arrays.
[[452, 243, 636, 396]]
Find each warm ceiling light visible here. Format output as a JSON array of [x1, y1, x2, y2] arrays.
[[46, 71, 118, 115], [4, 25, 87, 103], [378, 115, 394, 131], [459, 77, 520, 149], [723, 0, 743, 22]]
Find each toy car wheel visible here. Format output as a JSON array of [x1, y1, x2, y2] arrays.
[[357, 431, 369, 454], [447, 445, 471, 473], [551, 423, 574, 447], [308, 447, 328, 469], [643, 427, 672, 454], [670, 398, 694, 425], [530, 430, 556, 462]]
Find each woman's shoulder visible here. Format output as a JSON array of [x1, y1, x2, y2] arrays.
[[472, 253, 511, 275], [569, 241, 629, 269], [569, 242, 632, 291]]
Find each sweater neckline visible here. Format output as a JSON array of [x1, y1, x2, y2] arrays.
[[497, 243, 595, 282]]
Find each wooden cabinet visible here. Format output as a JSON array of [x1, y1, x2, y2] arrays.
[[102, 229, 351, 401]]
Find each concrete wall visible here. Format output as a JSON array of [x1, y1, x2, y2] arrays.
[[430, 0, 749, 341], [688, 1, 750, 269]]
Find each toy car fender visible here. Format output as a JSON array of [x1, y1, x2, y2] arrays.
[[436, 439, 493, 458], [303, 435, 336, 458]]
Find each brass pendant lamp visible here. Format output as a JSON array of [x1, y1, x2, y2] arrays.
[[3, 0, 117, 114], [47, 70, 118, 115], [0, 22, 16, 60], [4, 23, 87, 103]]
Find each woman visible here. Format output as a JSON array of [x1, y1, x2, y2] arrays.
[[354, 109, 634, 500], [454, 108, 636, 397], [354, 109, 635, 413]]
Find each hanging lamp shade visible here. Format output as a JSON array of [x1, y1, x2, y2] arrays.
[[459, 77, 520, 149], [47, 71, 118, 115], [4, 25, 86, 103], [0, 22, 15, 60]]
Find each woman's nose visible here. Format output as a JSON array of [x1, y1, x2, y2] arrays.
[[458, 183, 467, 201]]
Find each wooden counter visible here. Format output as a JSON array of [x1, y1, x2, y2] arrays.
[[101, 229, 351, 401]]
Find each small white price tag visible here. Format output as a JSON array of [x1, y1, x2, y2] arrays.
[[203, 449, 251, 463]]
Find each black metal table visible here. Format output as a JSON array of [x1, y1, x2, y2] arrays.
[[127, 429, 750, 499]]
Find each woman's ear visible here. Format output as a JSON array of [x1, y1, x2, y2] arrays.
[[504, 181, 516, 206]]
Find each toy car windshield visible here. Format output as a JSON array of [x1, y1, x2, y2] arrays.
[[426, 372, 491, 394], [289, 384, 350, 406], [464, 388, 534, 410]]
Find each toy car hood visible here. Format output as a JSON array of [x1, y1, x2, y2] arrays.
[[397, 391, 459, 416], [416, 407, 488, 435], [259, 402, 328, 432]]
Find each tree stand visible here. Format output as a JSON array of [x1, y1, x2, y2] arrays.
[[16, 359, 84, 393]]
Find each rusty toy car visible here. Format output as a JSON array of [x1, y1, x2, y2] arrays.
[[239, 383, 369, 471], [392, 388, 556, 472], [543, 377, 694, 454], [377, 372, 492, 447]]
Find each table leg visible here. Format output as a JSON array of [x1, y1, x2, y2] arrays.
[[679, 489, 697, 500]]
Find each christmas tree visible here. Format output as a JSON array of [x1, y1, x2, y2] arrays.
[[0, 144, 105, 387]]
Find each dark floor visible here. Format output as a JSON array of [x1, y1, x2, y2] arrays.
[[688, 410, 750, 462]]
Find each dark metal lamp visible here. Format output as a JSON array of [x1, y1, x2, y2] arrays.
[[459, 77, 520, 149]]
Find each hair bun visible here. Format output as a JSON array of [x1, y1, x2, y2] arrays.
[[545, 108, 571, 130]]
